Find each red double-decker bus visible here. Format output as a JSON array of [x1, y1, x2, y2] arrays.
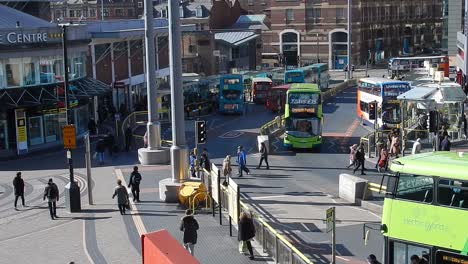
[[266, 84, 290, 113], [251, 77, 273, 104]]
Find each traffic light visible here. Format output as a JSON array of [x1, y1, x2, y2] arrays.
[[196, 120, 207, 144], [368, 102, 377, 120], [428, 111, 439, 133]]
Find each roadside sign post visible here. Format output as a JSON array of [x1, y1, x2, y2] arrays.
[[326, 207, 336, 264], [62, 124, 81, 212]]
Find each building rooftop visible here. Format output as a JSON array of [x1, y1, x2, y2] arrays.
[[215, 31, 258, 46], [230, 15, 268, 30], [154, 0, 212, 19], [0, 5, 56, 30]]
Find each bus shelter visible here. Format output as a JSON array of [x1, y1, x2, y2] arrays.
[[398, 82, 467, 144]]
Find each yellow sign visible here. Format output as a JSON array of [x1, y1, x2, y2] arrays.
[[17, 118, 27, 142], [62, 125, 76, 149]]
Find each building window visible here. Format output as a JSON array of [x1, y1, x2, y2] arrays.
[[5, 63, 21, 87], [128, 8, 134, 17], [196, 6, 203, 17], [115, 8, 125, 17], [248, 0, 254, 6], [23, 62, 36, 86], [69, 10, 75, 17], [307, 8, 321, 18], [286, 9, 294, 21], [89, 9, 96, 17], [336, 8, 344, 18], [179, 6, 184, 18], [55, 10, 62, 19], [188, 44, 196, 53], [138, 1, 143, 8], [76, 10, 82, 18], [103, 8, 109, 17], [161, 9, 167, 18]]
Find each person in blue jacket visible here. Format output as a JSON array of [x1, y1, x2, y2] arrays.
[[189, 151, 197, 178], [237, 145, 250, 177]]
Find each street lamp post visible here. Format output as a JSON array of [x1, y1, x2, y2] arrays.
[[316, 33, 320, 63], [347, 0, 352, 80], [62, 24, 81, 212], [168, 0, 189, 182]]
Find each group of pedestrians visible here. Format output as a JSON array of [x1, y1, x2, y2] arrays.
[[112, 166, 142, 215], [95, 133, 116, 165], [347, 143, 367, 175]]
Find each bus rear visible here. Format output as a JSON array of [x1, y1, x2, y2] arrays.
[[266, 84, 290, 113], [382, 152, 468, 264], [284, 70, 305, 84], [252, 77, 272, 104], [284, 83, 322, 149], [219, 75, 244, 114]]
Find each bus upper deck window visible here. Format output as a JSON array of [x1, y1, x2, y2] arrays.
[[438, 179, 468, 209], [395, 174, 434, 203]]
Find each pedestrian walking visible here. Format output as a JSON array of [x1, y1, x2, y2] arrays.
[[353, 145, 366, 175], [366, 254, 381, 264], [179, 209, 199, 256], [390, 133, 400, 157], [256, 142, 270, 169], [377, 145, 389, 173], [347, 144, 358, 168], [237, 146, 250, 177], [95, 138, 106, 165], [128, 166, 142, 202], [222, 155, 232, 185], [200, 153, 211, 172], [43, 178, 59, 220], [112, 179, 129, 215], [441, 135, 451, 151], [13, 172, 25, 209], [125, 126, 133, 152], [238, 212, 256, 260], [189, 151, 197, 178], [412, 138, 422, 155]]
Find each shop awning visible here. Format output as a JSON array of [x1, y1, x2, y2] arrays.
[[0, 78, 111, 110], [215, 31, 259, 47]]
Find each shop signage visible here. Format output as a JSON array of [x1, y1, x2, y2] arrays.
[[0, 30, 62, 45], [62, 125, 76, 149], [15, 109, 28, 155]]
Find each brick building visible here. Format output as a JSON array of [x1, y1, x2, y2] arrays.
[[239, 0, 443, 69], [50, 0, 143, 22]]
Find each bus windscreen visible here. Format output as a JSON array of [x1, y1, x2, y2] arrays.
[[222, 90, 241, 100]]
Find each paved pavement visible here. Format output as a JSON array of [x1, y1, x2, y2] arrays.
[[0, 142, 272, 264]]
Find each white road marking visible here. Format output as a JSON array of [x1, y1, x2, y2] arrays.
[[249, 195, 290, 200], [219, 131, 245, 139], [115, 169, 147, 236], [82, 220, 95, 264], [336, 256, 350, 261]]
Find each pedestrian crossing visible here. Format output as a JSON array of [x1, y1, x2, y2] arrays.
[[0, 174, 87, 223]]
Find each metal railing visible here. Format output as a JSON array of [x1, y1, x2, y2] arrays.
[[260, 115, 285, 136], [240, 201, 313, 264]]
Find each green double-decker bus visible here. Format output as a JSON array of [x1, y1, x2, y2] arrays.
[[283, 83, 322, 149], [382, 152, 468, 264]]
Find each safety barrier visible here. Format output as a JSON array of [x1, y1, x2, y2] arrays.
[[367, 182, 387, 194], [259, 115, 285, 136], [198, 164, 313, 264], [321, 79, 356, 102]]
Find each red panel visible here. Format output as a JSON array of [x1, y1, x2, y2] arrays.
[[142, 229, 200, 264]]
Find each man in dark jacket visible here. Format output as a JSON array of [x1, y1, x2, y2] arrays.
[[105, 133, 115, 156], [353, 145, 366, 175], [43, 178, 59, 220], [13, 172, 25, 209], [239, 212, 256, 260], [180, 209, 199, 256], [96, 139, 106, 165], [256, 142, 270, 169], [128, 166, 142, 202], [200, 153, 211, 172]]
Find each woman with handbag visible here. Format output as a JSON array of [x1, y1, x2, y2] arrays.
[[222, 155, 232, 186], [112, 179, 129, 215], [238, 212, 256, 260]]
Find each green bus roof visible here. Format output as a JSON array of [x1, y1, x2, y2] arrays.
[[390, 151, 468, 181], [289, 83, 320, 92]]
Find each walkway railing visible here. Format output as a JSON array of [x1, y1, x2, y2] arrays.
[[260, 115, 285, 136], [198, 164, 313, 264]]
